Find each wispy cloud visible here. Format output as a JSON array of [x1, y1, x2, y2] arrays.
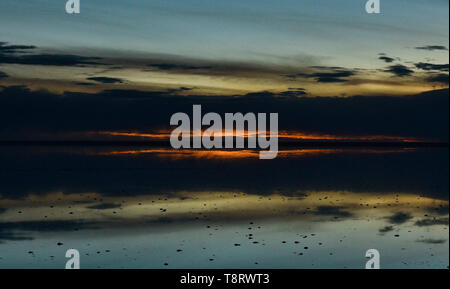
[[0, 42, 102, 66], [415, 217, 449, 227], [286, 67, 356, 83], [87, 77, 124, 84], [415, 45, 448, 51], [86, 203, 122, 210], [416, 238, 447, 244]]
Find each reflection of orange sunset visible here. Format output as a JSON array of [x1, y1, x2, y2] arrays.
[[96, 129, 426, 142], [94, 148, 417, 159]]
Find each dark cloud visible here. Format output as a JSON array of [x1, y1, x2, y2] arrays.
[[0, 86, 448, 142], [143, 58, 300, 77], [378, 56, 395, 63], [415, 45, 448, 51], [0, 41, 102, 66], [87, 77, 123, 84], [1, 41, 311, 78], [0, 220, 96, 232], [312, 206, 353, 218], [279, 88, 307, 97], [378, 226, 395, 234], [75, 82, 97, 86], [146, 217, 175, 224], [313, 74, 353, 83], [0, 71, 8, 79], [86, 203, 122, 210], [386, 212, 413, 224], [0, 231, 33, 243], [165, 86, 195, 94], [0, 220, 97, 242], [415, 217, 449, 227], [0, 53, 102, 66], [0, 42, 36, 53], [415, 63, 449, 72], [427, 205, 449, 216], [240, 88, 307, 99], [287, 67, 355, 83], [0, 145, 447, 201], [385, 65, 414, 77], [426, 73, 449, 85], [147, 63, 212, 71], [416, 238, 447, 244]]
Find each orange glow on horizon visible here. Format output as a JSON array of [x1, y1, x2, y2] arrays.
[[95, 148, 416, 159], [95, 129, 424, 143]]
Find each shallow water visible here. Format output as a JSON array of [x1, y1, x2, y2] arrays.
[[0, 146, 448, 268]]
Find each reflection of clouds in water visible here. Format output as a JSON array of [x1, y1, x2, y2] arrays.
[[86, 203, 122, 210], [312, 206, 353, 219], [0, 190, 448, 268], [378, 226, 395, 234], [0, 191, 447, 235], [416, 239, 447, 244], [1, 149, 447, 202], [415, 217, 449, 227], [96, 148, 418, 159], [0, 231, 33, 243], [385, 212, 414, 225], [0, 220, 97, 242], [427, 205, 449, 216], [0, 147, 447, 268]]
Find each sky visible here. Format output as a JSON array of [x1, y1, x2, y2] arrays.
[[0, 0, 449, 140], [1, 0, 448, 95], [0, 1, 448, 59]]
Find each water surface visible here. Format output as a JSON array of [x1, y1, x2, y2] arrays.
[[0, 146, 448, 268]]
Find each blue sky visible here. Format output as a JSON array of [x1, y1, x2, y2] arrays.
[[0, 0, 448, 96], [1, 0, 448, 64]]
